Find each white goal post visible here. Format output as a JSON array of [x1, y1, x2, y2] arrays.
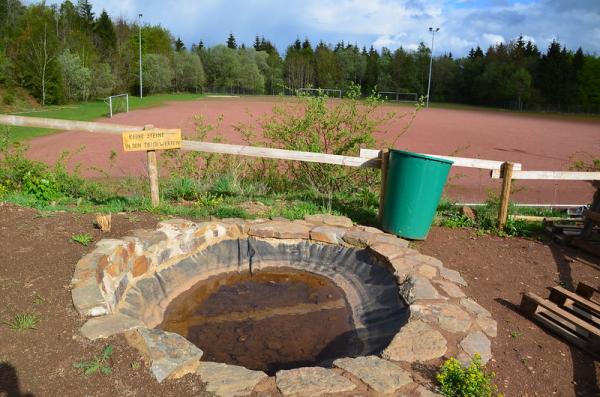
[[297, 87, 343, 98], [106, 93, 129, 118], [378, 91, 418, 102]]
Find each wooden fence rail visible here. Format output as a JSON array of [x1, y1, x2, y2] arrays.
[[1, 114, 599, 230]]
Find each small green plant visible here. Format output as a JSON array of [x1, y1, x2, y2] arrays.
[[510, 330, 521, 338], [195, 191, 224, 208], [437, 354, 502, 397], [33, 294, 45, 305], [130, 361, 141, 370], [73, 345, 114, 375], [71, 233, 93, 246], [4, 312, 40, 331], [0, 182, 6, 199], [22, 171, 58, 201]]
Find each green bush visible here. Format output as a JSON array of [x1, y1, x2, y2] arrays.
[[437, 354, 502, 397], [22, 171, 58, 201]]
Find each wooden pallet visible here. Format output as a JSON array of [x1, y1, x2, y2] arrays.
[[520, 282, 600, 358]]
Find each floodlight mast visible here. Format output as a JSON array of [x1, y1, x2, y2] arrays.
[[426, 27, 440, 108], [138, 13, 143, 98]]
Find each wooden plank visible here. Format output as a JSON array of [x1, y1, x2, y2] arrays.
[[569, 237, 600, 257], [521, 292, 600, 337], [359, 148, 522, 171], [576, 282, 600, 301], [549, 286, 600, 317], [491, 169, 600, 181], [0, 114, 143, 135], [510, 215, 579, 222], [183, 141, 382, 168], [498, 162, 514, 229], [143, 124, 160, 207]]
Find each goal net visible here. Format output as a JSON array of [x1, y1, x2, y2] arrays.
[[378, 91, 418, 103], [297, 87, 343, 98], [106, 94, 129, 118]]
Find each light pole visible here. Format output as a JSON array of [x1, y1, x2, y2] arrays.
[[138, 13, 143, 98], [426, 27, 439, 108]]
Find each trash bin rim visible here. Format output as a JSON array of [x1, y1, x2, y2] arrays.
[[388, 148, 454, 165]]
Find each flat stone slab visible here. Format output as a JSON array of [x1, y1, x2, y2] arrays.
[[81, 313, 144, 340], [333, 356, 412, 394], [476, 316, 498, 337], [304, 214, 353, 228], [309, 225, 347, 244], [435, 280, 466, 298], [412, 303, 472, 333], [197, 362, 267, 397], [415, 385, 444, 397], [460, 298, 492, 318], [398, 276, 441, 303], [276, 367, 356, 396], [382, 320, 447, 362], [248, 221, 311, 239], [440, 267, 468, 286], [125, 328, 203, 382], [459, 331, 492, 365]]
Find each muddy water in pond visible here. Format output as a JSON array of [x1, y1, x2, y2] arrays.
[[158, 268, 356, 375]]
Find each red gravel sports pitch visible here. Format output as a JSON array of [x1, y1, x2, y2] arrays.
[[25, 97, 600, 205]]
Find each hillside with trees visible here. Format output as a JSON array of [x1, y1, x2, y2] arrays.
[[1, 0, 599, 113]]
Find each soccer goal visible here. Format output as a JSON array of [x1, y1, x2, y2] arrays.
[[297, 87, 343, 98], [106, 93, 129, 118], [378, 91, 418, 103]]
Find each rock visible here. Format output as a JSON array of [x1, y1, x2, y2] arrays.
[[309, 226, 347, 244], [248, 221, 311, 239], [440, 267, 468, 286], [197, 362, 267, 397], [369, 233, 410, 248], [80, 313, 144, 340], [72, 280, 108, 317], [304, 214, 353, 228], [460, 298, 491, 318], [476, 316, 498, 337], [414, 255, 444, 269], [355, 225, 384, 234], [333, 356, 412, 394], [369, 243, 405, 262], [415, 385, 444, 397], [389, 257, 417, 276], [398, 276, 441, 303], [276, 367, 356, 396], [412, 303, 472, 333], [382, 320, 447, 362], [417, 264, 438, 279], [459, 331, 492, 364], [461, 206, 477, 221], [125, 328, 203, 382], [342, 229, 375, 247], [435, 280, 466, 298]]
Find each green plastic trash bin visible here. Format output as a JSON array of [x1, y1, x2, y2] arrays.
[[381, 149, 453, 240]]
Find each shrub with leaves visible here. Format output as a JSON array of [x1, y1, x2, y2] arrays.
[[22, 171, 58, 201], [437, 354, 502, 397], [73, 345, 114, 375], [236, 85, 422, 202]]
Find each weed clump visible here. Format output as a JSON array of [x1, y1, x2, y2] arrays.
[[437, 354, 502, 397]]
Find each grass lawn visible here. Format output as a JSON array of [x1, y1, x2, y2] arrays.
[[3, 93, 204, 143]]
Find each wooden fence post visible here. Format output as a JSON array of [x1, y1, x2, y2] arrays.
[[378, 149, 390, 225], [144, 124, 160, 207], [498, 161, 514, 229]]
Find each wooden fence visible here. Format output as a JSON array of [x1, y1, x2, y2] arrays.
[[1, 114, 599, 228]]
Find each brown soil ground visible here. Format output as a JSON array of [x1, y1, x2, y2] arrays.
[[0, 202, 598, 396], [24, 97, 600, 205]]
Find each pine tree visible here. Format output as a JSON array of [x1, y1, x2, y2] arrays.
[[226, 33, 237, 49], [175, 36, 185, 51], [94, 10, 116, 58]]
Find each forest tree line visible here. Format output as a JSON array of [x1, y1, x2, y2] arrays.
[[1, 0, 599, 112]]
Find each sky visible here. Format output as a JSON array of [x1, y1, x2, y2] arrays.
[[28, 0, 600, 56]]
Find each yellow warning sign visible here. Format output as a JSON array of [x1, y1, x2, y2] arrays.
[[122, 129, 182, 152]]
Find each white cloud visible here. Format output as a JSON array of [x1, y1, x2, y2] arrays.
[[482, 33, 505, 46]]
